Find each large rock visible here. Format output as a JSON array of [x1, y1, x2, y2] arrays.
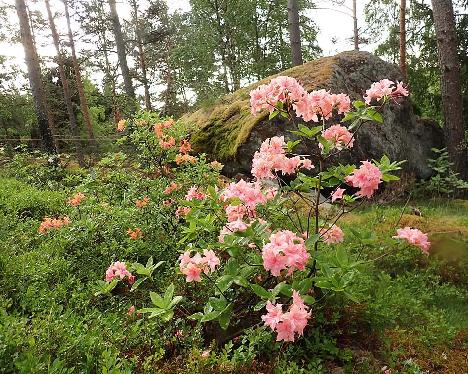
[[184, 51, 444, 179]]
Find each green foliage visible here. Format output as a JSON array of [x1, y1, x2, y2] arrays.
[[418, 148, 468, 196]]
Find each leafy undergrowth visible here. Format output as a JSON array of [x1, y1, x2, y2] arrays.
[[0, 170, 466, 373]]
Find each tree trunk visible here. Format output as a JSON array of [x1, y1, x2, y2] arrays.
[[15, 0, 56, 153], [352, 0, 359, 51], [27, 3, 60, 151], [108, 0, 136, 111], [131, 0, 152, 111], [287, 0, 303, 66], [44, 0, 85, 166], [63, 0, 96, 146], [431, 0, 467, 178], [399, 0, 407, 80]]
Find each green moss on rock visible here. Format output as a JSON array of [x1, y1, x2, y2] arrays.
[[183, 55, 338, 160]]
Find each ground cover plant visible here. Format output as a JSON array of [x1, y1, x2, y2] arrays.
[[0, 79, 466, 373]]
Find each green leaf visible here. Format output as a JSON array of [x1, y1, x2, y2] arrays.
[[305, 234, 320, 250], [269, 110, 279, 120], [169, 296, 183, 309], [164, 283, 175, 305], [216, 275, 234, 292], [130, 277, 146, 292], [150, 292, 167, 309], [353, 100, 366, 109], [335, 247, 349, 268], [250, 284, 273, 299], [233, 276, 249, 288]]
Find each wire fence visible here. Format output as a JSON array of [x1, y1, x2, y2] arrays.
[[0, 135, 132, 165]]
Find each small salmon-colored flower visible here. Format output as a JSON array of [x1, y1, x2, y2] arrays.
[[127, 228, 143, 240], [175, 154, 197, 165], [117, 119, 126, 132], [164, 182, 180, 194], [179, 139, 192, 154], [135, 196, 150, 208], [210, 161, 224, 170], [38, 216, 71, 233], [127, 305, 135, 316], [154, 123, 164, 138], [175, 206, 191, 218], [160, 136, 176, 149], [331, 188, 345, 203], [163, 118, 175, 128], [68, 192, 85, 206], [320, 224, 344, 244]]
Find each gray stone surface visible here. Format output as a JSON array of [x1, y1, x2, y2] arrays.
[[196, 51, 444, 178]]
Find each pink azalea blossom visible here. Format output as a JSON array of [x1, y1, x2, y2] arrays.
[[345, 161, 383, 198], [262, 230, 309, 276], [179, 250, 220, 282], [321, 124, 354, 150], [225, 204, 247, 222], [251, 137, 314, 180], [261, 301, 284, 330], [261, 291, 311, 342], [393, 227, 430, 254], [364, 79, 409, 104], [320, 225, 344, 244], [185, 186, 206, 201], [221, 180, 272, 209], [331, 188, 346, 203], [202, 249, 221, 273], [294, 89, 351, 122], [105, 261, 134, 283], [250, 76, 306, 115]]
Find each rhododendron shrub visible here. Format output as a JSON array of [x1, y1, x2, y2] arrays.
[[109, 80, 429, 343]]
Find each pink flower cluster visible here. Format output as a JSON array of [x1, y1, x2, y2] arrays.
[[179, 250, 220, 282], [320, 124, 354, 150], [393, 227, 430, 254], [345, 161, 383, 198], [105, 261, 135, 284], [331, 188, 345, 203], [251, 136, 313, 180], [364, 79, 409, 104], [320, 225, 344, 244], [38, 216, 71, 233], [250, 76, 306, 115], [221, 179, 276, 209], [185, 186, 206, 201], [250, 76, 351, 123], [294, 90, 351, 122], [262, 230, 310, 276], [261, 291, 311, 342]]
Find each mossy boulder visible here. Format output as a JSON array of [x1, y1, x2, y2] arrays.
[[183, 51, 443, 178]]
